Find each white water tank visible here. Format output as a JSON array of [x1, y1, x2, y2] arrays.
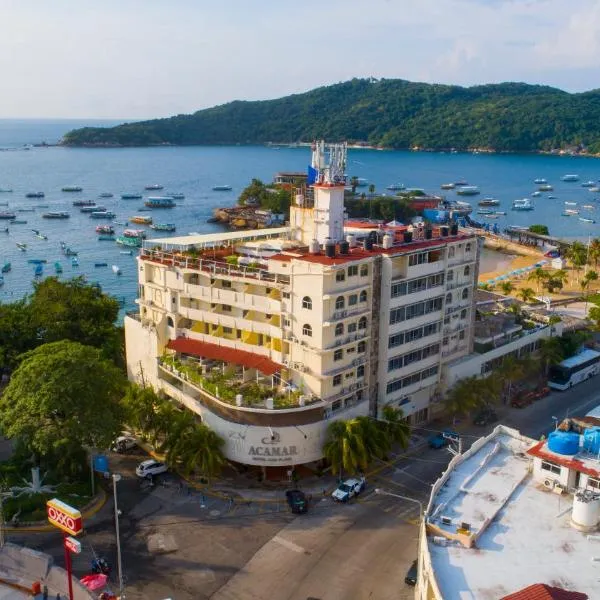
[[266, 397, 274, 410], [235, 394, 243, 407], [346, 234, 357, 248], [571, 490, 600, 531], [309, 239, 320, 254], [382, 233, 393, 249], [295, 193, 304, 206]]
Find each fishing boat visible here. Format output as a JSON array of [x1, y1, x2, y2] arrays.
[[90, 211, 116, 219], [145, 184, 163, 190], [386, 183, 405, 191], [113, 221, 128, 225], [71, 257, 79, 267], [73, 199, 96, 207], [150, 223, 176, 231], [120, 250, 133, 255], [582, 181, 595, 187], [565, 201, 578, 206], [212, 185, 233, 192], [54, 262, 63, 274], [16, 243, 26, 251], [477, 209, 495, 215], [123, 228, 147, 239], [42, 212, 70, 219], [456, 186, 480, 196], [17, 208, 35, 212], [0, 212, 16, 219], [34, 264, 43, 277], [580, 217, 595, 223], [1, 262, 10, 273], [564, 209, 579, 215], [531, 191, 541, 197], [548, 195, 557, 199], [112, 265, 121, 275], [494, 211, 507, 216], [145, 196, 176, 208], [590, 187, 600, 193], [99, 192, 113, 198], [130, 215, 152, 224], [511, 198, 534, 211], [27, 259, 47, 264], [440, 183, 455, 190], [94, 262, 108, 268], [25, 192, 44, 198], [533, 178, 547, 184], [80, 205, 100, 213], [12, 220, 27, 224], [0, 188, 13, 193], [98, 234, 115, 241], [116, 235, 142, 248], [95, 225, 114, 234], [583, 205, 595, 210], [121, 193, 142, 200], [478, 198, 500, 207], [36, 233, 48, 240], [36, 204, 49, 208], [169, 193, 185, 200], [561, 174, 579, 182], [539, 184, 553, 191], [62, 186, 82, 192]]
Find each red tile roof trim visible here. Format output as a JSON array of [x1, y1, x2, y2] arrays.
[[527, 440, 600, 479], [501, 583, 588, 600], [166, 338, 282, 376]]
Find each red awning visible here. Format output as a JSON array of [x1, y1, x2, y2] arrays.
[[166, 338, 282, 376]]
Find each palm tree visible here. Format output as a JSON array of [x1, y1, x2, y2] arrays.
[[567, 241, 588, 281], [355, 416, 389, 461], [178, 425, 226, 480], [527, 267, 548, 293], [444, 376, 485, 421], [552, 269, 569, 286], [162, 410, 195, 462], [584, 270, 599, 307], [497, 355, 526, 402], [517, 287, 536, 303], [538, 338, 565, 377], [381, 405, 410, 450], [589, 238, 600, 269], [323, 420, 369, 477], [499, 281, 514, 295], [350, 176, 359, 195]]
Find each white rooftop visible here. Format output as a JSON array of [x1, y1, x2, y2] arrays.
[[145, 226, 291, 250], [426, 425, 600, 599]]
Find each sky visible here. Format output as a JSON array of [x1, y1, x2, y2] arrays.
[[2, 0, 600, 120]]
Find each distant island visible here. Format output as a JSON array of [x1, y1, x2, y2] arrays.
[[62, 78, 600, 154]]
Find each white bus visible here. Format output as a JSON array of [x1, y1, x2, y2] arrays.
[[548, 348, 600, 391]]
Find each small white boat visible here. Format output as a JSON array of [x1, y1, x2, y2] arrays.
[[531, 191, 541, 197], [539, 184, 553, 191], [145, 184, 163, 190], [440, 183, 455, 190], [590, 187, 600, 193], [533, 178, 547, 184], [565, 201, 577, 206], [561, 174, 579, 182], [548, 195, 557, 199], [386, 183, 405, 191], [582, 181, 595, 187], [579, 217, 595, 223], [511, 198, 534, 211], [112, 265, 121, 275], [212, 185, 232, 191], [583, 205, 595, 210], [120, 250, 133, 255], [564, 209, 579, 215], [456, 185, 480, 196]]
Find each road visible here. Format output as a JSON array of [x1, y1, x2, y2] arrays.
[[9, 379, 600, 600]]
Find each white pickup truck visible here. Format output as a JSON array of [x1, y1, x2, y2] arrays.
[[331, 476, 366, 502]]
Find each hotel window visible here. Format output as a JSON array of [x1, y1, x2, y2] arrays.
[[302, 296, 312, 310], [448, 247, 455, 258], [408, 252, 428, 267], [357, 365, 365, 378], [348, 322, 357, 333], [358, 316, 367, 330], [334, 349, 343, 361], [283, 291, 291, 299], [348, 265, 358, 277], [335, 323, 344, 336], [335, 296, 345, 310], [541, 461, 561, 475], [464, 265, 470, 277], [459, 330, 465, 340], [461, 309, 467, 319], [302, 324, 312, 337], [222, 304, 232, 312], [588, 477, 600, 490], [357, 341, 366, 353], [223, 327, 233, 334], [349, 294, 358, 306], [336, 270, 346, 282], [359, 290, 367, 303], [462, 288, 469, 300], [447, 270, 454, 281], [333, 374, 342, 386], [466, 243, 472, 252], [446, 293, 452, 304], [222, 280, 232, 289], [360, 265, 368, 277]]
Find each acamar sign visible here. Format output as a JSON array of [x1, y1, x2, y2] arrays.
[[247, 431, 298, 462], [46, 498, 83, 536]]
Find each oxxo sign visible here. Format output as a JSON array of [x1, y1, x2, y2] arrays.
[[46, 498, 83, 536]]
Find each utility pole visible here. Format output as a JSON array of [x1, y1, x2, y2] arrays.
[[112, 474, 125, 599]]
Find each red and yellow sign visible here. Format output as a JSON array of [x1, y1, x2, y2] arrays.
[[46, 498, 83, 536]]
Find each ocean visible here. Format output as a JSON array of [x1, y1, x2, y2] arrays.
[[0, 119, 599, 313]]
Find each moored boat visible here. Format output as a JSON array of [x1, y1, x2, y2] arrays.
[[120, 250, 133, 255], [99, 192, 114, 198], [590, 187, 600, 193], [42, 212, 70, 219], [583, 205, 595, 210], [539, 184, 553, 191], [561, 174, 579, 182], [112, 265, 122, 275], [54, 262, 63, 273], [1, 262, 10, 273], [533, 178, 547, 184], [98, 234, 116, 241], [27, 259, 47, 264], [478, 198, 500, 206], [456, 185, 480, 196], [116, 235, 142, 248], [71, 257, 79, 267], [511, 198, 534, 211], [123, 228, 147, 239], [34, 264, 43, 277], [94, 262, 108, 268], [95, 225, 114, 234], [0, 212, 16, 220], [90, 211, 116, 219], [36, 233, 48, 240], [62, 186, 82, 192], [121, 193, 143, 200], [582, 181, 595, 187], [25, 192, 44, 198], [440, 183, 455, 190], [16, 243, 26, 251], [564, 209, 579, 215], [129, 215, 152, 224], [0, 188, 13, 193], [212, 185, 233, 191], [80, 205, 100, 213], [150, 223, 176, 231], [565, 201, 577, 206], [73, 199, 96, 207], [145, 196, 176, 208], [17, 208, 35, 212], [12, 220, 27, 224], [579, 217, 595, 223], [386, 183, 405, 191], [531, 191, 541, 197], [145, 184, 163, 190], [169, 193, 185, 199]]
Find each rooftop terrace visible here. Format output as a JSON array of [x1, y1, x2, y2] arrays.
[[426, 426, 600, 600]]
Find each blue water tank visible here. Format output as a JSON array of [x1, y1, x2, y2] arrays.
[[93, 454, 109, 473], [547, 431, 580, 455], [583, 428, 600, 455]]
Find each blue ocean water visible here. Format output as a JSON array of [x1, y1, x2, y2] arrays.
[[1, 120, 600, 311]]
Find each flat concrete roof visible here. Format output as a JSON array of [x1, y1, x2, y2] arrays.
[[427, 426, 600, 599], [145, 227, 291, 249]]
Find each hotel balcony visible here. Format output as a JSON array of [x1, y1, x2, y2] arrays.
[[181, 283, 282, 313]]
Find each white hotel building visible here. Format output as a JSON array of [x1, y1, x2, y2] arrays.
[[125, 142, 480, 469]]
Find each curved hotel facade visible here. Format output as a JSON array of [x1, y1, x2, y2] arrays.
[[125, 142, 480, 468]]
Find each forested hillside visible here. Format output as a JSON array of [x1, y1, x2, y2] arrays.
[[63, 78, 600, 152]]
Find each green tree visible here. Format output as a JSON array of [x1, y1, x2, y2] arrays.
[[527, 268, 549, 293], [528, 224, 549, 235], [496, 355, 526, 402], [122, 384, 165, 442], [0, 341, 126, 474], [589, 306, 600, 329], [0, 300, 36, 370], [381, 405, 410, 449], [567, 241, 588, 280], [444, 376, 486, 420], [350, 176, 359, 195], [517, 287, 536, 303], [323, 420, 369, 477], [544, 277, 564, 293], [538, 338, 565, 377], [368, 183, 376, 196], [589, 239, 600, 269], [499, 281, 514, 295]]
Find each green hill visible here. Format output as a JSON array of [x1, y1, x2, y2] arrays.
[[62, 78, 600, 153]]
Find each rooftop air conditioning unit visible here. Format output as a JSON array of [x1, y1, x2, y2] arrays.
[[441, 516, 452, 526], [460, 522, 471, 532], [543, 479, 556, 490]]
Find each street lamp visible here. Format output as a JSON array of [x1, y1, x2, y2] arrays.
[[112, 473, 125, 599], [552, 416, 559, 431]]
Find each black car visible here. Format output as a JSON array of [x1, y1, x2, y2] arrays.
[[405, 560, 418, 586], [473, 407, 498, 426], [285, 489, 308, 514]]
